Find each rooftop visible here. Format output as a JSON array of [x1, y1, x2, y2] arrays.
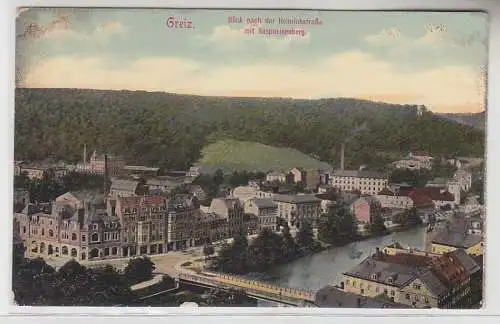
[[110, 179, 140, 192], [314, 286, 408, 308], [343, 256, 420, 288], [124, 165, 160, 172], [251, 198, 278, 209], [432, 230, 482, 249], [331, 170, 388, 179], [272, 194, 321, 204]]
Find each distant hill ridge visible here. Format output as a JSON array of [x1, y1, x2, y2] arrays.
[[14, 88, 485, 171]]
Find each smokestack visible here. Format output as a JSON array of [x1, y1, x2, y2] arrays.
[[83, 143, 87, 164], [340, 142, 345, 170], [104, 154, 109, 195]]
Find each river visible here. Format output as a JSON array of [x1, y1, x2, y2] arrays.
[[251, 226, 427, 307]]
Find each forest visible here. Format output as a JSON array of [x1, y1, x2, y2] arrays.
[[15, 88, 485, 171]]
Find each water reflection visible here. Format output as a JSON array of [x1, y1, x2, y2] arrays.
[[252, 226, 426, 307]]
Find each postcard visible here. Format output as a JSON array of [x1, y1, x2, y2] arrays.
[[12, 7, 487, 309]]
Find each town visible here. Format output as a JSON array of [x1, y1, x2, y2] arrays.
[[12, 145, 485, 308]]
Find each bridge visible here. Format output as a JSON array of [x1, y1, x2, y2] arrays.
[[178, 271, 317, 307]]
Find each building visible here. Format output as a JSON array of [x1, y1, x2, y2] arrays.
[[272, 194, 322, 228], [186, 167, 201, 178], [290, 167, 307, 183], [376, 188, 414, 209], [329, 170, 389, 196], [392, 152, 433, 170], [209, 197, 245, 237], [195, 212, 228, 244], [467, 216, 483, 235], [123, 165, 160, 177], [266, 171, 292, 183], [430, 230, 483, 256], [146, 176, 185, 194], [243, 213, 259, 235], [109, 179, 140, 198], [243, 198, 278, 232], [20, 166, 49, 180], [13, 188, 30, 211], [14, 161, 24, 176], [314, 285, 408, 308], [14, 191, 124, 262], [453, 170, 472, 192], [351, 196, 382, 225], [83, 151, 126, 177], [342, 247, 482, 308], [115, 194, 168, 256], [304, 169, 322, 191], [187, 184, 207, 201]]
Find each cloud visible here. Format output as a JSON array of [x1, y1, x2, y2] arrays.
[[20, 51, 484, 113], [18, 19, 127, 42], [364, 26, 448, 53]]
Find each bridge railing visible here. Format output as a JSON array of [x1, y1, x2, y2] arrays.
[[179, 272, 315, 301]]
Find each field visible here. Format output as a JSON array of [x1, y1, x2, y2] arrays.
[[195, 139, 332, 173]]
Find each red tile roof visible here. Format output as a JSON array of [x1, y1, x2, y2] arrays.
[[429, 253, 468, 286], [406, 190, 434, 208]]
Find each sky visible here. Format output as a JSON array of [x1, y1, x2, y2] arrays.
[[15, 8, 489, 113]]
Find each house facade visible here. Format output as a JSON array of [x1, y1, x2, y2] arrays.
[[329, 170, 389, 196], [244, 198, 278, 232], [272, 194, 322, 228]]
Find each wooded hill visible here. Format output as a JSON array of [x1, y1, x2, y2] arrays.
[[14, 88, 485, 171]]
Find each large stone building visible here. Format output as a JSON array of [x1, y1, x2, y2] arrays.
[[209, 197, 245, 237], [329, 170, 389, 196], [244, 198, 278, 232], [272, 194, 322, 228], [13, 190, 250, 262], [392, 152, 434, 171]]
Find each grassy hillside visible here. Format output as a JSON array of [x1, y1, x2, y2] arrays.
[[196, 139, 332, 173], [14, 88, 485, 171]]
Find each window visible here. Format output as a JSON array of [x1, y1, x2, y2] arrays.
[[71, 233, 77, 241], [22, 226, 26, 234], [390, 290, 395, 297], [91, 233, 99, 242], [41, 228, 45, 236], [413, 283, 421, 290], [92, 224, 98, 230], [82, 234, 86, 242], [360, 289, 365, 295]]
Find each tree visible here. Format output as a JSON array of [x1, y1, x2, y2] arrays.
[[295, 221, 315, 254], [124, 256, 156, 285], [369, 213, 388, 236], [280, 224, 298, 261], [203, 244, 215, 263], [246, 228, 283, 271], [318, 202, 357, 245]]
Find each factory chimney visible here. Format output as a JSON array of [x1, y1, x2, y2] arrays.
[[340, 142, 345, 170], [104, 154, 109, 196], [83, 143, 87, 164]]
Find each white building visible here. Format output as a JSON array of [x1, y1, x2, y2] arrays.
[[375, 188, 414, 209], [328, 170, 389, 195], [266, 171, 289, 183], [392, 152, 433, 170]]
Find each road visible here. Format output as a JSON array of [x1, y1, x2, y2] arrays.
[[45, 245, 205, 277]]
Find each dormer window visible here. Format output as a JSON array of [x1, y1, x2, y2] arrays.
[[92, 224, 98, 230], [371, 273, 378, 280]]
